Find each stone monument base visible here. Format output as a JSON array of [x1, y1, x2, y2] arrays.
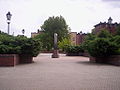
[[52, 50, 59, 58]]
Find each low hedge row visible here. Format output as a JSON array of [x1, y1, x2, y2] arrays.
[[0, 32, 42, 57], [65, 45, 84, 54]]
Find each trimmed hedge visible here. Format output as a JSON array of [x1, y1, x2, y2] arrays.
[[83, 29, 120, 57], [65, 45, 84, 54], [87, 38, 118, 57], [0, 32, 42, 57]]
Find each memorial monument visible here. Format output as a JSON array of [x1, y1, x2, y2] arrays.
[[52, 33, 59, 58]]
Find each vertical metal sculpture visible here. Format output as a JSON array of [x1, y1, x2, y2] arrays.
[[54, 33, 58, 49], [52, 33, 59, 58]]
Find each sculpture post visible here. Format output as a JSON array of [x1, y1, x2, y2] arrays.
[[52, 33, 59, 58]]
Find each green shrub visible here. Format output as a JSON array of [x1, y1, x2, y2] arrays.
[[58, 38, 71, 52], [15, 36, 42, 57], [115, 24, 120, 35], [0, 32, 21, 54], [65, 45, 84, 53], [83, 29, 120, 57], [87, 38, 118, 57], [0, 33, 42, 57], [97, 29, 112, 38], [111, 35, 120, 47]]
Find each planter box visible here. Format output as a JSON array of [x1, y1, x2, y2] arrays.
[[0, 54, 19, 66], [90, 55, 120, 66], [90, 56, 107, 63], [107, 55, 120, 66], [83, 51, 89, 57], [19, 54, 33, 64]]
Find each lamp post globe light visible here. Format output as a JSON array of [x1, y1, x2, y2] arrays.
[[22, 29, 25, 35], [6, 11, 12, 35]]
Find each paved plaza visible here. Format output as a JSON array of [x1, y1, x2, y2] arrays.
[[0, 53, 120, 90]]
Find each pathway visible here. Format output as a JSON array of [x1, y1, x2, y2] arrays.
[[0, 53, 120, 90]]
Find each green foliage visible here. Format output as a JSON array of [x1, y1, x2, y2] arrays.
[[97, 29, 112, 38], [82, 33, 96, 50], [58, 38, 71, 51], [65, 45, 84, 53], [87, 38, 118, 57], [34, 33, 52, 51], [0, 33, 42, 57], [15, 36, 42, 57], [116, 24, 120, 35], [111, 35, 120, 48], [85, 33, 96, 41], [40, 16, 69, 50], [83, 29, 120, 57], [0, 32, 21, 54]]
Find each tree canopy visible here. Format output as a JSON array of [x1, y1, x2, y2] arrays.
[[39, 16, 69, 50]]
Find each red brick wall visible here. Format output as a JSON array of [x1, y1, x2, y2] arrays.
[[0, 54, 19, 66], [90, 55, 120, 66], [94, 24, 118, 35], [76, 34, 87, 45], [19, 54, 33, 63]]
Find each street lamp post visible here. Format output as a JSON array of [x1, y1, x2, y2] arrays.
[[6, 12, 12, 35], [22, 29, 25, 35]]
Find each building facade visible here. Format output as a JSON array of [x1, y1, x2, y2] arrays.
[[93, 17, 119, 34], [31, 30, 87, 46], [69, 32, 77, 46], [31, 29, 43, 38], [31, 17, 119, 46], [76, 32, 87, 45], [70, 32, 87, 46]]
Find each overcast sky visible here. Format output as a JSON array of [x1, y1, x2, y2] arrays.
[[0, 0, 120, 37]]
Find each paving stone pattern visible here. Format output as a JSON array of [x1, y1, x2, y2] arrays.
[[0, 53, 120, 90]]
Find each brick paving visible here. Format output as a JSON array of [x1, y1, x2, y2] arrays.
[[0, 53, 120, 90]]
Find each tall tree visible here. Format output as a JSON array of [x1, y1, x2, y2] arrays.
[[40, 16, 69, 50]]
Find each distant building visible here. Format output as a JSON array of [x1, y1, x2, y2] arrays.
[[31, 29, 43, 38], [31, 17, 120, 46], [69, 32, 77, 46], [69, 31, 87, 46], [93, 17, 119, 34], [31, 30, 87, 46], [76, 31, 87, 45]]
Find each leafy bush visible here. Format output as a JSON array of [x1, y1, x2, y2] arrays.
[[65, 45, 84, 53], [116, 24, 120, 35], [0, 33, 42, 57], [0, 32, 21, 54], [83, 29, 120, 57], [111, 35, 120, 47], [97, 29, 112, 38], [87, 38, 119, 57], [15, 36, 42, 57], [58, 38, 71, 51]]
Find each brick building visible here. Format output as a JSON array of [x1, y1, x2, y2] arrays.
[[77, 31, 87, 45], [31, 17, 119, 46], [31, 30, 87, 46], [70, 31, 87, 46], [69, 32, 77, 45], [93, 17, 119, 34], [31, 29, 43, 38]]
